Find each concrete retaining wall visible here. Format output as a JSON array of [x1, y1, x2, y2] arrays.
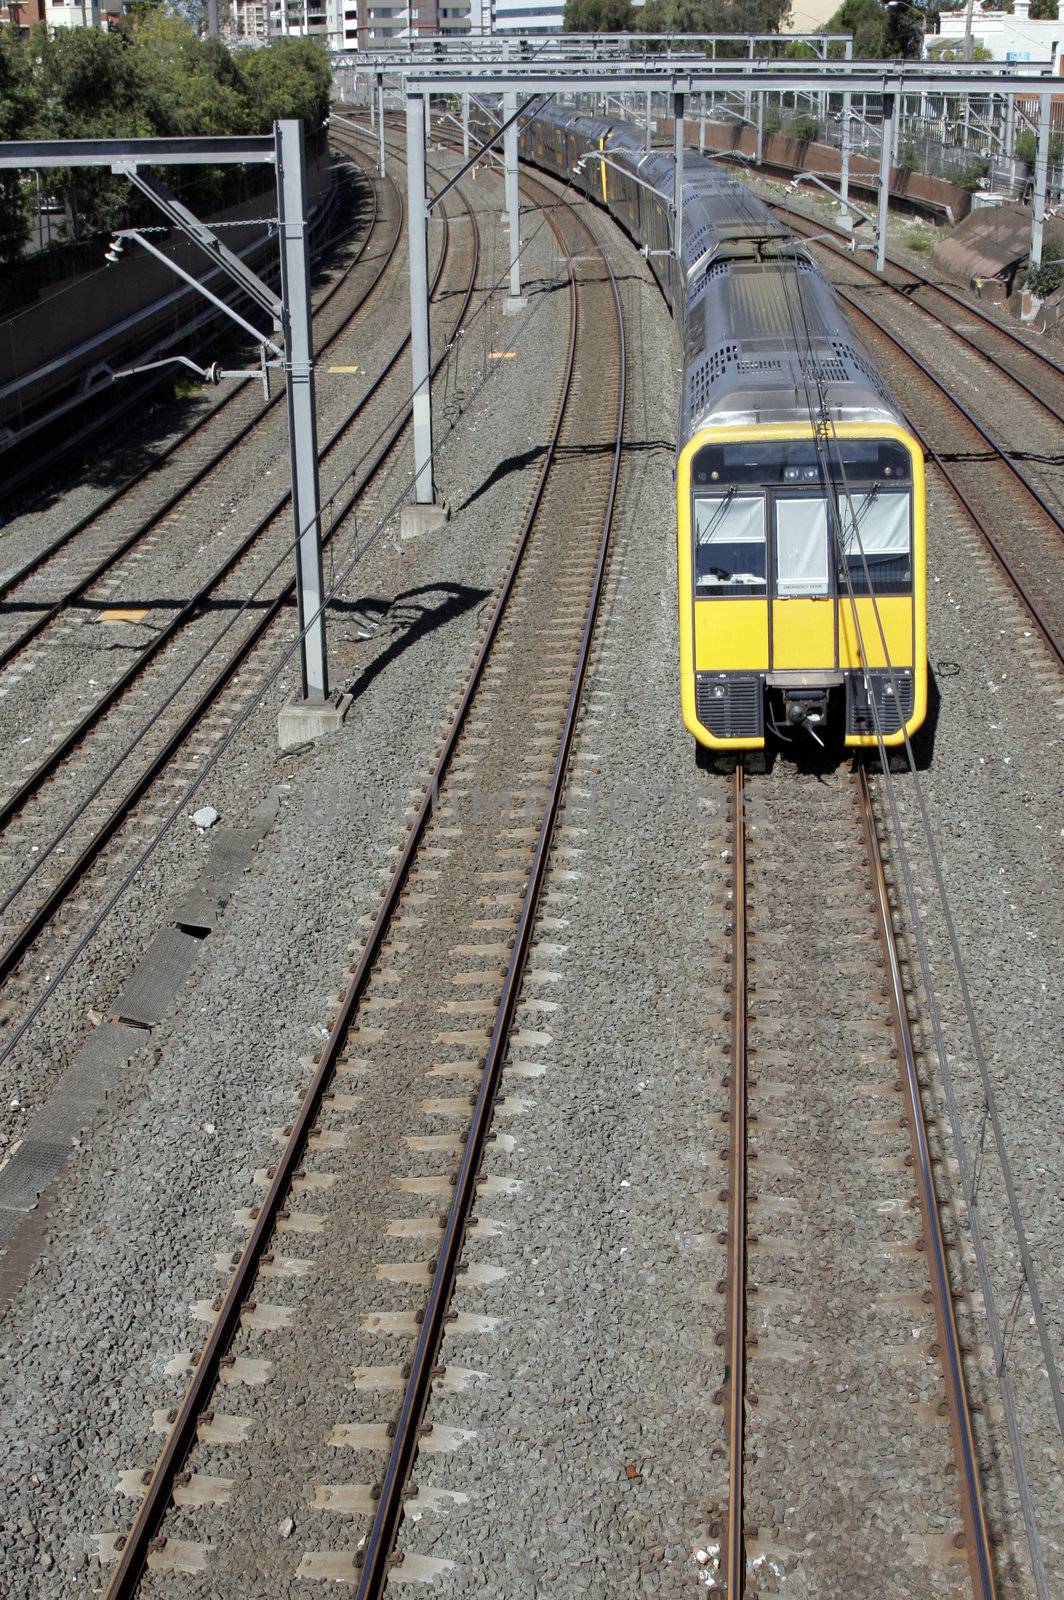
[[681, 117, 974, 225], [0, 146, 337, 455]]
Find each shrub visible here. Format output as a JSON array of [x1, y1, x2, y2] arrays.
[[956, 158, 990, 192], [1014, 129, 1064, 168], [785, 114, 820, 144], [1026, 236, 1064, 297]]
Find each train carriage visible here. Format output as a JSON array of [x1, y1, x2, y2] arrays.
[[472, 101, 928, 755]]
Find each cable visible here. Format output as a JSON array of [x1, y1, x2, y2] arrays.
[[0, 155, 584, 1077], [774, 232, 1054, 1598]]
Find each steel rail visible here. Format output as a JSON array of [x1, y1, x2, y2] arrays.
[[783, 217, 1064, 427], [354, 179, 626, 1600], [0, 164, 453, 841], [723, 759, 749, 1598], [857, 762, 997, 1600], [101, 166, 595, 1600], [0, 166, 401, 672], [835, 289, 1064, 668], [0, 189, 477, 991], [837, 288, 1064, 540], [924, 435, 1062, 670], [766, 199, 1064, 385]]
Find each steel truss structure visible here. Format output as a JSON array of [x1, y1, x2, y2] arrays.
[[337, 46, 1056, 513], [0, 126, 329, 711]]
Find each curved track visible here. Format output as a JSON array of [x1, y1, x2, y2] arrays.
[[0, 167, 478, 1017], [0, 156, 401, 674], [99, 164, 626, 1599]]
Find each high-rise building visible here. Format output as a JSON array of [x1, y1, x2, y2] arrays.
[[331, 0, 485, 50], [490, 0, 564, 32]]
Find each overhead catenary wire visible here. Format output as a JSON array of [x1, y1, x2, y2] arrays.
[[0, 134, 576, 932], [0, 147, 587, 1078], [773, 229, 1054, 1600]]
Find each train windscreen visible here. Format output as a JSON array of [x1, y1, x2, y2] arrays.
[[692, 438, 913, 599], [691, 438, 911, 487], [694, 493, 767, 596]]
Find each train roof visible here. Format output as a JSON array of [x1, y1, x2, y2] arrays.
[[681, 253, 903, 436], [513, 101, 904, 438]]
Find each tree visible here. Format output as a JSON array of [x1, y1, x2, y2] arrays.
[[28, 23, 152, 240], [564, 0, 634, 27], [821, 0, 887, 56], [0, 23, 331, 252], [239, 37, 332, 129], [637, 0, 789, 35], [129, 11, 254, 136], [883, 0, 925, 56], [0, 27, 41, 263]]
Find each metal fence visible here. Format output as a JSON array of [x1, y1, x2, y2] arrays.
[[336, 75, 1064, 212], [691, 87, 1064, 207]]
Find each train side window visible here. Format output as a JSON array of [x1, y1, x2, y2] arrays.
[[838, 489, 912, 595], [694, 494, 766, 596], [775, 498, 829, 597]]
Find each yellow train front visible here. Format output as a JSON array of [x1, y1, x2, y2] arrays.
[[500, 103, 928, 755], [672, 185, 926, 756], [679, 418, 927, 755]]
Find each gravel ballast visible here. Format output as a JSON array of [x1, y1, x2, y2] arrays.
[[0, 154, 574, 1596], [0, 149, 1060, 1600]]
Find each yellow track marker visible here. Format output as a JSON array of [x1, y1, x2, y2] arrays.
[[327, 364, 360, 373], [99, 608, 149, 625], [489, 351, 517, 360]]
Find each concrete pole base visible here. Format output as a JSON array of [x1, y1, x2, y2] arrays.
[[400, 500, 450, 541], [277, 688, 352, 752], [503, 295, 528, 316], [1020, 289, 1043, 323]]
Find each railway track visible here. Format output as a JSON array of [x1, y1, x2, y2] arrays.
[[771, 202, 1064, 426], [837, 289, 1064, 671], [0, 166, 479, 1043], [99, 167, 625, 1596], [716, 758, 996, 1598], [764, 202, 1064, 669], [0, 154, 401, 676]]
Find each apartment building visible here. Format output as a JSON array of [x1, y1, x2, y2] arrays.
[[0, 0, 46, 32]]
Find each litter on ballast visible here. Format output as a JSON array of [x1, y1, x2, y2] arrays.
[[192, 806, 219, 830]]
